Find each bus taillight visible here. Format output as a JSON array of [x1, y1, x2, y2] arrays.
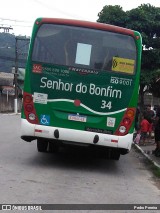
[[126, 108, 135, 118], [115, 108, 135, 136], [23, 92, 39, 124], [24, 94, 32, 103], [123, 118, 131, 125], [25, 104, 33, 112]]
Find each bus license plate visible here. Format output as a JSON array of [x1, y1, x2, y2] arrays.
[[68, 114, 87, 122]]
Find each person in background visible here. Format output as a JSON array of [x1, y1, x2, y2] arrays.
[[143, 105, 155, 142], [139, 114, 150, 146], [134, 128, 141, 145], [156, 106, 160, 116]]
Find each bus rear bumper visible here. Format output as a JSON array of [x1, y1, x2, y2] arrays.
[[21, 119, 133, 151]]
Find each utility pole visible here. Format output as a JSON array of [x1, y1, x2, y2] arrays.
[[0, 26, 13, 33], [14, 36, 30, 114], [14, 37, 18, 114]]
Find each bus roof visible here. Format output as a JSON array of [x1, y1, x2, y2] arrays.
[[36, 18, 134, 37]]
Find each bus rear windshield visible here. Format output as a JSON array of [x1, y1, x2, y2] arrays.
[[32, 24, 137, 74]]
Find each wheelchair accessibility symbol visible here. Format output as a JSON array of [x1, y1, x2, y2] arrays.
[[40, 115, 50, 125]]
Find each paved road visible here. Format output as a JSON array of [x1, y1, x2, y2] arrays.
[[0, 114, 160, 211]]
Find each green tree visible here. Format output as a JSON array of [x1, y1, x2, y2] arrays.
[[97, 5, 127, 27], [97, 4, 160, 108]]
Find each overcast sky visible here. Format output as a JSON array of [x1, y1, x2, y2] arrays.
[[0, 0, 159, 36]]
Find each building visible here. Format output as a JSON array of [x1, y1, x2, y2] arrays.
[[0, 72, 23, 112]]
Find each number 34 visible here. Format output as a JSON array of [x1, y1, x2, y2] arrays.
[[101, 100, 112, 109]]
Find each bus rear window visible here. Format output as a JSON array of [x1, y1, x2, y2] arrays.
[[32, 24, 137, 74]]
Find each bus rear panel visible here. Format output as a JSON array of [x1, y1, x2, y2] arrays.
[[21, 18, 142, 160]]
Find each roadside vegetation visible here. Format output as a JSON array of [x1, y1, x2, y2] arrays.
[[98, 3, 160, 108]]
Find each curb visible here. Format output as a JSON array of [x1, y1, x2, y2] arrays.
[[134, 143, 160, 169]]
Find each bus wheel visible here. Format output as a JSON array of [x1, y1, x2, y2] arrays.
[[48, 141, 59, 153], [120, 149, 128, 155], [111, 149, 120, 160], [37, 138, 48, 152]]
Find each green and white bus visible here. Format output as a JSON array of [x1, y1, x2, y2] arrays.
[[21, 18, 142, 160]]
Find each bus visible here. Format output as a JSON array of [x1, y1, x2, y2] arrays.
[[21, 18, 142, 160]]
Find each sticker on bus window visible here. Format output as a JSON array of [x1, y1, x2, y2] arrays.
[[112, 57, 135, 74], [107, 117, 116, 127], [75, 43, 92, 66], [32, 64, 42, 73], [33, 92, 48, 104]]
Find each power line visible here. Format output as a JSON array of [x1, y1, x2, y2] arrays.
[[32, 0, 84, 20], [0, 18, 32, 29], [0, 17, 32, 23], [0, 20, 32, 35], [3, 24, 32, 28]]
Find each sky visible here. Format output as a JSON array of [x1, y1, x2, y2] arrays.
[[0, 0, 159, 36]]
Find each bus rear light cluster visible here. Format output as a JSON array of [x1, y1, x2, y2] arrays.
[[115, 108, 135, 136], [23, 92, 39, 124]]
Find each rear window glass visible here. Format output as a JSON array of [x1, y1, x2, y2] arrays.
[[32, 24, 137, 74]]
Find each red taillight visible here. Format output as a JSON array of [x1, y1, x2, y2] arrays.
[[115, 108, 135, 136], [23, 92, 39, 124], [123, 118, 131, 125], [25, 104, 33, 112], [24, 95, 32, 103]]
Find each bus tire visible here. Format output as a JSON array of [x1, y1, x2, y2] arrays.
[[111, 149, 120, 160], [48, 140, 59, 153], [120, 149, 128, 155], [37, 138, 48, 152]]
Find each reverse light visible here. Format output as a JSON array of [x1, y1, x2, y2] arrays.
[[119, 126, 126, 134], [28, 113, 36, 121]]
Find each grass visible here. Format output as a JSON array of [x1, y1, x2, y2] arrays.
[[150, 163, 160, 177]]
